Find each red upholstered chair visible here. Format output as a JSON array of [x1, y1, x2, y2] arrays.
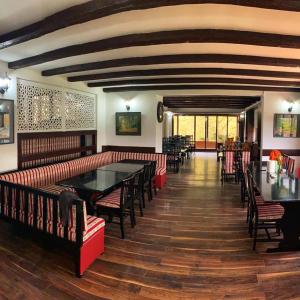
[[242, 151, 251, 172], [221, 151, 237, 184], [247, 170, 283, 250], [96, 175, 136, 239]]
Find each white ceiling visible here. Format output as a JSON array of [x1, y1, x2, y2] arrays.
[[0, 0, 89, 35], [0, 1, 300, 94]]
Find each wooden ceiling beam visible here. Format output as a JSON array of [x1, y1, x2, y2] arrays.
[[9, 29, 300, 69], [2, 1, 300, 50], [165, 103, 253, 107], [103, 84, 300, 93], [70, 68, 300, 82], [164, 95, 260, 101], [43, 54, 300, 77], [87, 77, 300, 87]]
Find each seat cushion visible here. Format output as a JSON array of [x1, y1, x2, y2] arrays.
[[82, 216, 105, 242], [39, 184, 76, 195], [258, 205, 284, 221], [96, 189, 121, 209]]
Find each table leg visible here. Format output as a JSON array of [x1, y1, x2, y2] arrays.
[[267, 202, 300, 252]]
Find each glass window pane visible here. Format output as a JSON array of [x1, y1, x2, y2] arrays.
[[195, 116, 206, 149], [217, 116, 228, 143], [228, 116, 238, 140], [207, 116, 216, 149], [178, 116, 195, 139], [173, 116, 178, 135]]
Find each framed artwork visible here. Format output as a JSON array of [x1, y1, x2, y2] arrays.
[[116, 112, 141, 136], [273, 114, 300, 138], [0, 99, 14, 144]]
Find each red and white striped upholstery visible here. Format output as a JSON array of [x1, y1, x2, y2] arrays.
[[67, 156, 94, 178], [257, 205, 284, 220], [36, 214, 105, 242], [224, 151, 235, 174], [0, 162, 71, 188], [112, 152, 167, 176], [242, 151, 251, 171], [96, 188, 121, 209], [89, 152, 113, 169]]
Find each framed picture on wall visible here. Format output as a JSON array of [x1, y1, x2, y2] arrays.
[[0, 99, 14, 144], [273, 114, 300, 138], [116, 112, 141, 136]]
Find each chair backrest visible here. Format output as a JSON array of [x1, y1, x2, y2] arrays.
[[133, 170, 144, 198], [150, 161, 157, 179], [287, 158, 295, 176], [242, 151, 251, 171], [246, 169, 258, 214], [282, 154, 289, 170], [224, 151, 235, 174], [120, 175, 135, 211]]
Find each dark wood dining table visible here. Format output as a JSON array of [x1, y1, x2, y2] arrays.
[[58, 163, 143, 214], [249, 162, 300, 252], [98, 162, 144, 173]]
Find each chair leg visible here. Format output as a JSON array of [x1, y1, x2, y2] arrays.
[[265, 228, 271, 240], [153, 179, 157, 196], [252, 220, 258, 251], [130, 207, 135, 228], [120, 214, 125, 239], [142, 190, 146, 208], [139, 195, 144, 217], [149, 182, 153, 200]]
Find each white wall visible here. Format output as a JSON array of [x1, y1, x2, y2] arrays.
[[104, 91, 163, 152], [163, 111, 173, 137], [261, 91, 300, 169], [0, 61, 103, 173]]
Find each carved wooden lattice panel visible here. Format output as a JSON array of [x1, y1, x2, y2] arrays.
[[65, 91, 96, 130], [17, 79, 96, 132]]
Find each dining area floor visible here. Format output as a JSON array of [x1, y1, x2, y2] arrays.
[[1, 153, 300, 299]]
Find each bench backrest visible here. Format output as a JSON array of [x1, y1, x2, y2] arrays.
[[0, 180, 86, 244], [112, 151, 167, 175]]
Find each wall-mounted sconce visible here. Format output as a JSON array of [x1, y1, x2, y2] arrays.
[[285, 99, 297, 113], [0, 73, 11, 94], [124, 97, 132, 111]]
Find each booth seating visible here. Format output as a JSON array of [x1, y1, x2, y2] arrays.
[[111, 151, 167, 188], [0, 151, 166, 277]]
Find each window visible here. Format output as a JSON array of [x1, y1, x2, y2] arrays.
[[195, 116, 206, 149], [228, 116, 238, 140], [178, 116, 195, 139], [217, 116, 228, 143]]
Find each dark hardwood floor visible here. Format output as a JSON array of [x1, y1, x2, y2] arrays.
[[1, 154, 300, 299]]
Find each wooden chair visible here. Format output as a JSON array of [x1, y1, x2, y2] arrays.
[[221, 151, 237, 184], [247, 170, 284, 250], [282, 154, 289, 171], [287, 157, 295, 176], [133, 169, 145, 217], [149, 161, 157, 197], [96, 175, 136, 239]]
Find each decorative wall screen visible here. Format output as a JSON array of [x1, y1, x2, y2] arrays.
[[17, 79, 96, 132]]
